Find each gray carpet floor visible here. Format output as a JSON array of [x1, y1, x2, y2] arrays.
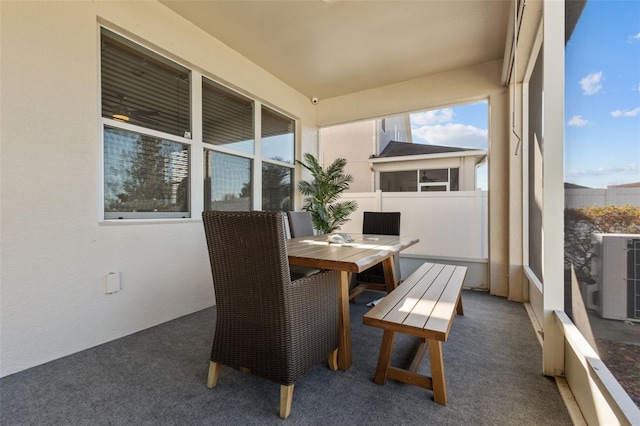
[[0, 290, 572, 425]]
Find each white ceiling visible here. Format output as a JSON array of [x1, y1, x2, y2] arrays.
[[160, 0, 511, 100]]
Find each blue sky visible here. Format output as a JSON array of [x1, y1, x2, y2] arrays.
[[565, 0, 640, 188], [409, 0, 639, 191]]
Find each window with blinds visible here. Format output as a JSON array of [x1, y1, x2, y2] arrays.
[[101, 28, 191, 219], [100, 27, 298, 218], [261, 106, 294, 164], [261, 106, 294, 211], [202, 79, 254, 155], [101, 29, 191, 137]]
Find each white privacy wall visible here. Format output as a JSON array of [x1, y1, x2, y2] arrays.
[[338, 191, 488, 259], [0, 1, 317, 377]]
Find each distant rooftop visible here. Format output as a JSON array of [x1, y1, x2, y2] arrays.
[[610, 181, 640, 188], [374, 141, 472, 158], [565, 182, 591, 189]]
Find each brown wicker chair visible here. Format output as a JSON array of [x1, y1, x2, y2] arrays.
[[202, 210, 340, 419], [286, 211, 315, 238], [285, 211, 321, 280], [349, 211, 402, 302]]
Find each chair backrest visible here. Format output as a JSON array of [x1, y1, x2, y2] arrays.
[[202, 211, 291, 327], [362, 211, 401, 235], [286, 211, 315, 238]]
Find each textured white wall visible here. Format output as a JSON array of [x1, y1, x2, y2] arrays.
[[0, 1, 316, 377], [320, 121, 377, 193]]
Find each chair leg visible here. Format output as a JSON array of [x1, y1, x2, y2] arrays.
[[328, 348, 338, 371], [280, 384, 294, 419], [207, 361, 221, 388]]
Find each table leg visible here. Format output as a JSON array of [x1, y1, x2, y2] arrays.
[[337, 270, 352, 370], [381, 256, 398, 293]]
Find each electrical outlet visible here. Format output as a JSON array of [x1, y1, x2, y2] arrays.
[[105, 272, 121, 294]]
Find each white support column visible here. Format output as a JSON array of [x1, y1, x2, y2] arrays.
[[542, 0, 565, 377], [508, 81, 525, 302], [253, 102, 262, 211], [190, 71, 204, 217]]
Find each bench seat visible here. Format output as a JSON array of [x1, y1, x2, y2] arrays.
[[363, 262, 466, 405]]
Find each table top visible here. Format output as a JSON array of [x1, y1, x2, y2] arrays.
[[286, 233, 419, 273]]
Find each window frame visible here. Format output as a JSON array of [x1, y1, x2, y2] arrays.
[[99, 26, 298, 221], [380, 168, 460, 192], [102, 122, 193, 220]]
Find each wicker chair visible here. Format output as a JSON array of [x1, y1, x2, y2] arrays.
[[202, 210, 339, 419], [349, 211, 402, 302], [285, 211, 321, 280], [286, 211, 315, 238]]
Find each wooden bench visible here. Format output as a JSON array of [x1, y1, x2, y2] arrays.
[[363, 262, 466, 405]]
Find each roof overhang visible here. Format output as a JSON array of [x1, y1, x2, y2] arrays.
[[369, 149, 488, 165]]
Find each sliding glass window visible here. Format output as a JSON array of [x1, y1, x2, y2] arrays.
[[261, 106, 294, 211], [202, 78, 255, 211], [101, 28, 191, 219], [101, 27, 298, 218]]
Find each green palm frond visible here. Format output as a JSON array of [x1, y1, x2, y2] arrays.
[[296, 153, 358, 234]]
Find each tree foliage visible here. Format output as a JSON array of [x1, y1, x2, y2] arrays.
[[297, 153, 358, 234], [261, 160, 291, 212], [565, 205, 640, 278]]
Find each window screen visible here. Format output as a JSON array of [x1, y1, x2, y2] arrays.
[[104, 127, 189, 218], [204, 150, 252, 211], [262, 162, 292, 211]]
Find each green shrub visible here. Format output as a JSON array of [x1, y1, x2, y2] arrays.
[[565, 204, 640, 278]]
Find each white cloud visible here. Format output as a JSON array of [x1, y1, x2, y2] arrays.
[[629, 33, 640, 42], [611, 107, 640, 118], [565, 163, 640, 188], [566, 163, 639, 178], [410, 108, 454, 126], [580, 72, 603, 95], [568, 115, 588, 127], [412, 123, 488, 150]]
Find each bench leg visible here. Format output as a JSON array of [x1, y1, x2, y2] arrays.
[[428, 340, 447, 405], [374, 329, 395, 385], [456, 293, 464, 315]]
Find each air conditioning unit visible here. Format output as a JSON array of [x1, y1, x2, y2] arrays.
[[580, 282, 599, 311], [590, 233, 640, 321]]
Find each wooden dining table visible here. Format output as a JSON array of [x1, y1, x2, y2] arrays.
[[286, 233, 419, 370]]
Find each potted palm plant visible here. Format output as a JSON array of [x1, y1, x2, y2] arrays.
[[297, 153, 358, 234]]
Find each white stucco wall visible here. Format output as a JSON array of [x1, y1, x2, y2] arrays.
[[320, 121, 377, 193], [0, 1, 317, 377]]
